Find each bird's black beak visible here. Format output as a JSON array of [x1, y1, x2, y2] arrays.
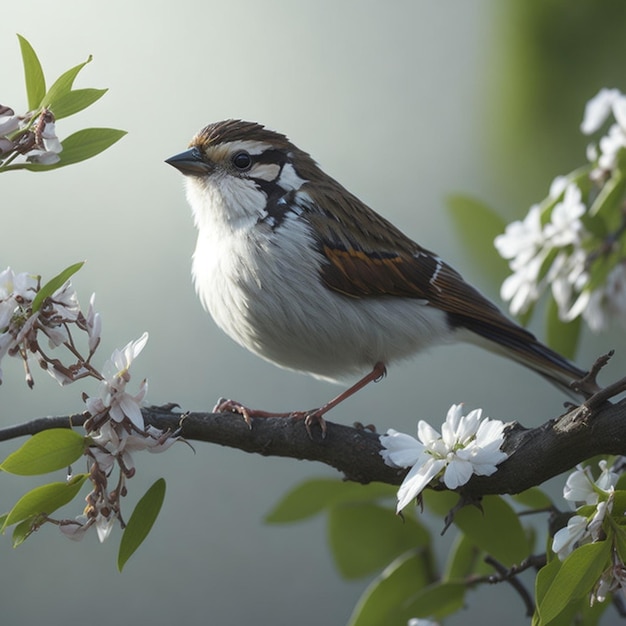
[[165, 147, 212, 176]]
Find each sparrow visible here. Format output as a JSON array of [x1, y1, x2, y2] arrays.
[[166, 119, 593, 433]]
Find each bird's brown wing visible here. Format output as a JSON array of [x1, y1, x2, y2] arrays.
[[302, 181, 587, 387]]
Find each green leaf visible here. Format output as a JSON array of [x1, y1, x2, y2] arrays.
[[49, 88, 108, 120], [535, 555, 560, 619], [453, 495, 529, 567], [405, 580, 466, 621], [41, 55, 93, 110], [1, 429, 85, 475], [31, 262, 84, 313], [12, 515, 44, 547], [118, 478, 166, 572], [22, 127, 127, 172], [545, 295, 581, 359], [17, 35, 46, 110], [614, 524, 626, 564], [588, 168, 626, 225], [2, 474, 88, 529], [348, 550, 432, 626], [446, 194, 510, 288], [328, 502, 429, 579], [265, 478, 396, 524], [537, 541, 611, 624], [511, 487, 553, 509]]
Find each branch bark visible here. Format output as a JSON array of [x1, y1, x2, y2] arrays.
[[1, 378, 626, 497]]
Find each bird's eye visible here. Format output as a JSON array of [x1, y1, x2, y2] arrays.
[[232, 151, 252, 171]]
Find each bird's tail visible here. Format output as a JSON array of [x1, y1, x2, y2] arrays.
[[458, 314, 596, 398]]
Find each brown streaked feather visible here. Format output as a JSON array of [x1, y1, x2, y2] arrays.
[[302, 176, 586, 385], [193, 120, 294, 151]]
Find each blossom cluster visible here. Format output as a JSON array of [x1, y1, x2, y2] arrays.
[[495, 88, 626, 333], [0, 105, 62, 167], [379, 404, 508, 513], [552, 460, 626, 605], [62, 333, 178, 543], [0, 267, 92, 386], [0, 265, 178, 543]]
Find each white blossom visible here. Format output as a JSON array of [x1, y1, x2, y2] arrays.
[[543, 183, 586, 247], [59, 515, 90, 542], [581, 88, 624, 134], [0, 267, 38, 326], [85, 293, 102, 353], [0, 109, 19, 136], [499, 253, 545, 316], [94, 510, 115, 543], [26, 119, 63, 165], [84, 332, 149, 430], [581, 88, 626, 178], [495, 181, 592, 318], [380, 404, 508, 513], [552, 461, 617, 561], [552, 515, 589, 560], [563, 460, 617, 506], [494, 204, 543, 267]]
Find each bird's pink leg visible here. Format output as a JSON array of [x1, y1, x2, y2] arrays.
[[213, 362, 387, 438]]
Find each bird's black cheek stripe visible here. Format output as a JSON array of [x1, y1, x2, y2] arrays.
[[257, 189, 298, 230]]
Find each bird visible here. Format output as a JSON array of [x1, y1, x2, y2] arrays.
[[166, 119, 594, 434]]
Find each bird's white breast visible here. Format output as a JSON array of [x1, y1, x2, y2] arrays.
[[187, 177, 455, 383]]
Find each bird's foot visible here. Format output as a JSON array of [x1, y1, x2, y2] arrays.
[[286, 410, 328, 439], [212, 397, 291, 428], [212, 398, 326, 439]]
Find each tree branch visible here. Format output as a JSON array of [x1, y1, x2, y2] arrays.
[[2, 376, 626, 496]]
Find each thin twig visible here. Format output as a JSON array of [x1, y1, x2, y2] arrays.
[[482, 555, 545, 617]]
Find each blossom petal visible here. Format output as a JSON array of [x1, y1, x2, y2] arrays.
[[443, 458, 474, 489], [396, 458, 446, 513], [379, 430, 426, 468]]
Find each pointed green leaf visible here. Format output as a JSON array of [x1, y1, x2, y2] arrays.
[[265, 478, 396, 524], [49, 88, 108, 120], [118, 478, 166, 571], [545, 295, 581, 359], [453, 495, 529, 567], [446, 194, 510, 287], [1, 429, 85, 475], [22, 128, 127, 172], [537, 540, 611, 624], [31, 262, 84, 312], [12, 515, 44, 547], [41, 55, 93, 110], [348, 551, 433, 626], [3, 474, 88, 529], [17, 35, 46, 110], [328, 502, 429, 579]]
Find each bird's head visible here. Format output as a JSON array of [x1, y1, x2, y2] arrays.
[[166, 120, 320, 230]]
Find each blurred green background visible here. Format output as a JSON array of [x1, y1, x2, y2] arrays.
[[2, 1, 625, 624]]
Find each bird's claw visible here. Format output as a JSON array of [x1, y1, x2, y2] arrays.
[[212, 397, 327, 439], [213, 397, 253, 429]]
